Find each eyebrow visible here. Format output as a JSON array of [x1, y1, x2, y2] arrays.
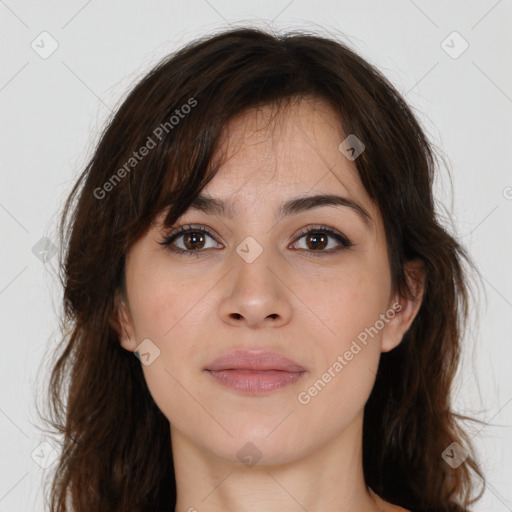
[[187, 192, 373, 229]]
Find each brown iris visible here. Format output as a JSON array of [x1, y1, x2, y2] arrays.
[[183, 232, 206, 250], [305, 232, 328, 250]]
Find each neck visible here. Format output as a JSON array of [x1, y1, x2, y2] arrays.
[[171, 410, 385, 512]]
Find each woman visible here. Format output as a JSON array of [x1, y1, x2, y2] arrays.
[[40, 26, 486, 511]]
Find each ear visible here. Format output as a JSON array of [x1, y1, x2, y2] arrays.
[[381, 258, 426, 353], [110, 291, 137, 352]]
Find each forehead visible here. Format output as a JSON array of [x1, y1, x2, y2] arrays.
[[214, 96, 347, 173], [202, 97, 375, 221]]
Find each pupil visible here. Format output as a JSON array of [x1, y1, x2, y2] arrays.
[[309, 233, 327, 250], [185, 232, 204, 250]]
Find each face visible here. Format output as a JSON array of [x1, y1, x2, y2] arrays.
[[115, 97, 423, 466]]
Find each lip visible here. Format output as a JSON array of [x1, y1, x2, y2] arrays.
[[204, 349, 307, 395]]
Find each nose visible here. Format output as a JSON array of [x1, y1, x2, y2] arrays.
[[218, 250, 293, 329]]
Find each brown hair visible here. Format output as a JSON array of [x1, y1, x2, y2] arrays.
[[37, 25, 486, 511]]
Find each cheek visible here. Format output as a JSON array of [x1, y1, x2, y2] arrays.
[[297, 279, 386, 417], [127, 260, 202, 340], [126, 260, 209, 394], [131, 281, 207, 427], [306, 264, 389, 344], [300, 265, 390, 405]]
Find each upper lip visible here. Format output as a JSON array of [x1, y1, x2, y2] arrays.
[[205, 349, 306, 372]]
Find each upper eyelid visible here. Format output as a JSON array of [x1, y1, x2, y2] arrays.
[[165, 223, 340, 237], [162, 223, 351, 246]]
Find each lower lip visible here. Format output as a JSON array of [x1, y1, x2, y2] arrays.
[[205, 369, 305, 394]]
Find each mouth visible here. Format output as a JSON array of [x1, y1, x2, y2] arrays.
[[204, 349, 306, 395]]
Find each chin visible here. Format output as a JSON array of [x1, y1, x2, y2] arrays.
[[210, 441, 302, 468], [200, 425, 307, 468]]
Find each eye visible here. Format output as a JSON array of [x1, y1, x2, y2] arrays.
[[289, 225, 354, 257], [158, 224, 222, 255], [158, 223, 354, 257]]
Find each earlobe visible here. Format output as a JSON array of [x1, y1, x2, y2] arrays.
[[110, 293, 137, 352], [381, 258, 426, 353]]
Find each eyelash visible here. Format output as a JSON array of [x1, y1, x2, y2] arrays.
[[158, 223, 354, 258]]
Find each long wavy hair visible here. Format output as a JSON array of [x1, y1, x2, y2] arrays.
[[36, 25, 486, 512]]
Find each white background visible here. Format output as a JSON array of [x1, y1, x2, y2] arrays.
[[0, 1, 511, 511]]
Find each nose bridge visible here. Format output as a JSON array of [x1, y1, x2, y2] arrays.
[[232, 233, 280, 295], [219, 233, 292, 327]]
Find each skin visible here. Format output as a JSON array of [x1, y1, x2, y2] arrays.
[[113, 96, 424, 512]]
